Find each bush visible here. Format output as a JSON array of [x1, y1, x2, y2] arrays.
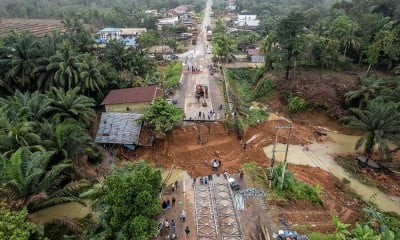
[[288, 94, 309, 113], [256, 77, 276, 98], [272, 163, 324, 205], [248, 108, 268, 125]]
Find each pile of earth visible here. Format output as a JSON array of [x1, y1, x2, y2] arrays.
[[276, 69, 359, 118], [122, 120, 365, 233]]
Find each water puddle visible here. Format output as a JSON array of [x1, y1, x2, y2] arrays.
[[29, 169, 191, 221], [263, 132, 400, 215], [29, 201, 91, 221]]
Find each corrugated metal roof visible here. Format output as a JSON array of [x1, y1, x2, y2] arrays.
[[95, 112, 143, 145]]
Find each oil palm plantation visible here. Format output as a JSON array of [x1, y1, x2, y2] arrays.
[[46, 43, 84, 90], [0, 147, 91, 212], [347, 99, 400, 161], [0, 31, 43, 91], [47, 87, 95, 127], [0, 116, 42, 157], [79, 54, 106, 95]]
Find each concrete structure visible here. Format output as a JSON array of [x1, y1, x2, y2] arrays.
[[157, 16, 179, 29], [95, 27, 146, 46], [235, 14, 260, 29], [101, 86, 163, 113]]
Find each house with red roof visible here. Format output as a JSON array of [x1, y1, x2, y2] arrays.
[[101, 86, 163, 113]]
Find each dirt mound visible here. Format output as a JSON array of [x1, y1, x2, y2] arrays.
[[127, 120, 317, 177], [123, 119, 365, 234], [278, 70, 359, 118]]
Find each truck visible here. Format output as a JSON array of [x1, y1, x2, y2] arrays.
[[206, 31, 212, 41]]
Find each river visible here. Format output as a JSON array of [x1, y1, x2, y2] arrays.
[[263, 131, 400, 214]]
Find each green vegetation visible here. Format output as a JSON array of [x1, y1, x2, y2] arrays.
[[287, 95, 309, 113], [83, 161, 162, 240], [271, 163, 323, 205], [160, 61, 183, 89], [346, 99, 400, 161], [0, 203, 44, 240], [140, 98, 184, 138]]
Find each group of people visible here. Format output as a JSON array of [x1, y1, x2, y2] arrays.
[[196, 109, 217, 120], [186, 65, 201, 73], [163, 211, 190, 240], [162, 197, 176, 210]]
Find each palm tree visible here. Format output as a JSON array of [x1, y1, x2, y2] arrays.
[[0, 116, 42, 157], [46, 119, 92, 161], [47, 87, 95, 126], [1, 147, 91, 211], [0, 31, 43, 91], [79, 54, 106, 95], [341, 29, 360, 58], [0, 90, 52, 122], [344, 76, 384, 108], [46, 43, 84, 90], [347, 99, 400, 161]]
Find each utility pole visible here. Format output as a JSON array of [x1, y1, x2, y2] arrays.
[[268, 125, 293, 189]]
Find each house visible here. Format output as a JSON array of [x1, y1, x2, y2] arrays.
[[95, 112, 143, 149], [157, 16, 179, 29], [145, 9, 158, 16], [247, 49, 265, 63], [235, 14, 260, 30], [101, 86, 163, 113], [95, 27, 146, 46]]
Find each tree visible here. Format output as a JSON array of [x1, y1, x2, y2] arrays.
[[1, 147, 91, 212], [0, 31, 43, 91], [346, 99, 400, 161], [79, 53, 106, 95], [137, 30, 159, 49], [84, 161, 162, 240], [344, 76, 384, 108], [47, 87, 95, 127], [140, 98, 184, 138], [46, 42, 84, 90], [0, 203, 44, 240], [273, 11, 307, 79]]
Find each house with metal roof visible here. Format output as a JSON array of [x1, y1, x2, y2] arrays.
[[95, 27, 146, 46], [235, 14, 260, 30], [95, 112, 143, 149], [101, 86, 163, 113]]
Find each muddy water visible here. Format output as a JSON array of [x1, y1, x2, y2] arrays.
[[263, 132, 400, 215], [29, 201, 91, 221], [30, 169, 191, 221]]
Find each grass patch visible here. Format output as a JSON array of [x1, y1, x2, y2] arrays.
[[307, 232, 337, 240]]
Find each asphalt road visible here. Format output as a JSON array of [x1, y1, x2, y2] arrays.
[[174, 0, 225, 122]]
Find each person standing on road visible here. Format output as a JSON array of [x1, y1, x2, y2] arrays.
[[180, 210, 187, 222], [185, 226, 190, 240], [171, 219, 176, 233]]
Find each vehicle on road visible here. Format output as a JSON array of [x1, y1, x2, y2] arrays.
[[166, 54, 179, 61], [206, 48, 211, 54]]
